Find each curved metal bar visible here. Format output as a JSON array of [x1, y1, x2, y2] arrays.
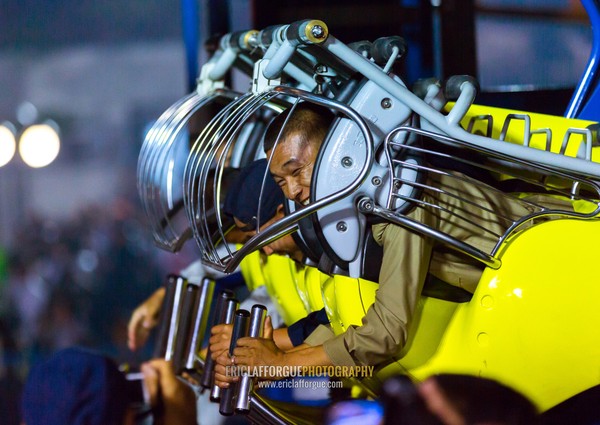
[[153, 94, 221, 246], [379, 125, 600, 265], [138, 89, 244, 251], [387, 126, 600, 209], [565, 0, 600, 119], [217, 85, 375, 273], [247, 397, 290, 425], [138, 94, 190, 211], [183, 90, 286, 267], [138, 92, 217, 250], [184, 92, 257, 262], [200, 93, 278, 262], [367, 202, 502, 269], [390, 172, 508, 239], [321, 33, 600, 179], [139, 92, 199, 215]]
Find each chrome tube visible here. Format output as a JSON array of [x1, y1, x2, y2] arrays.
[[172, 281, 199, 373], [219, 309, 251, 416], [184, 278, 216, 370], [235, 304, 267, 413], [162, 275, 187, 361], [200, 290, 235, 389], [210, 298, 239, 401]]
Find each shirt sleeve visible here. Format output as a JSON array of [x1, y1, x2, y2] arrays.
[[303, 324, 336, 346], [322, 218, 434, 367], [287, 308, 330, 347]]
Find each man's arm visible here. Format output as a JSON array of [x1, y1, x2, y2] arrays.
[[141, 359, 197, 425], [222, 219, 434, 379], [322, 221, 433, 366], [214, 317, 332, 385], [128, 287, 166, 351], [233, 340, 332, 380], [209, 306, 329, 361], [209, 323, 294, 361]]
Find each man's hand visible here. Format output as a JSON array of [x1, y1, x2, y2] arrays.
[[128, 287, 165, 351], [141, 359, 197, 425], [208, 323, 233, 361], [211, 323, 237, 389], [233, 316, 287, 379], [213, 316, 285, 387], [213, 350, 238, 388], [213, 317, 335, 387]]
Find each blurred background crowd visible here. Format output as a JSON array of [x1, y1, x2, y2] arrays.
[[0, 195, 201, 424]]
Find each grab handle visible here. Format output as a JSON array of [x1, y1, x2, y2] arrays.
[[219, 309, 251, 416], [235, 305, 267, 414], [200, 290, 235, 389]]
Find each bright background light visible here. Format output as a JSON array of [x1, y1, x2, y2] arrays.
[[0, 123, 17, 167], [19, 123, 61, 168]]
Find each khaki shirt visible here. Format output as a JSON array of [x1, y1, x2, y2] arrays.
[[321, 172, 536, 367]]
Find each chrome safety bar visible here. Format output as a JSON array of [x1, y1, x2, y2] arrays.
[[365, 125, 600, 269], [184, 85, 374, 273]]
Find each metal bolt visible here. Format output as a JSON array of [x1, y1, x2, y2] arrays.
[[311, 25, 326, 39], [381, 98, 392, 109], [315, 64, 327, 74], [358, 197, 374, 212], [336, 221, 348, 232], [341, 156, 353, 168], [371, 176, 382, 186], [247, 32, 258, 48]]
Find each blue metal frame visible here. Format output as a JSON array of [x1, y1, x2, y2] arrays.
[[566, 0, 600, 120], [181, 0, 200, 92]]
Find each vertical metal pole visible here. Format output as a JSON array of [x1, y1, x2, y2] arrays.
[[219, 309, 251, 416], [566, 0, 600, 119], [200, 290, 235, 388], [153, 275, 187, 359], [181, 0, 200, 92], [235, 304, 267, 414], [172, 281, 199, 373], [210, 298, 239, 401], [184, 278, 216, 370], [431, 0, 443, 79]]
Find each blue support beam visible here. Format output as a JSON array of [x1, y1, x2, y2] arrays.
[[566, 0, 600, 120], [181, 0, 200, 92]]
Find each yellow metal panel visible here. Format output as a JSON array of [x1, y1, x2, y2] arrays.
[[321, 218, 600, 411], [305, 266, 327, 312], [322, 275, 377, 335], [239, 249, 309, 325], [407, 219, 600, 411], [337, 277, 371, 330], [324, 274, 460, 396], [239, 249, 266, 292], [292, 262, 312, 312], [321, 274, 344, 335], [297, 266, 328, 311], [455, 103, 599, 161], [260, 254, 309, 325]]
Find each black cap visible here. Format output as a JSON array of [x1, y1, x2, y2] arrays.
[[223, 159, 284, 230]]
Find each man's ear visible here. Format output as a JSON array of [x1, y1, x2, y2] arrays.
[[276, 204, 285, 217]]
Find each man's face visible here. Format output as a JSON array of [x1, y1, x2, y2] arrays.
[[234, 207, 304, 262], [268, 133, 319, 205], [261, 231, 304, 262]]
